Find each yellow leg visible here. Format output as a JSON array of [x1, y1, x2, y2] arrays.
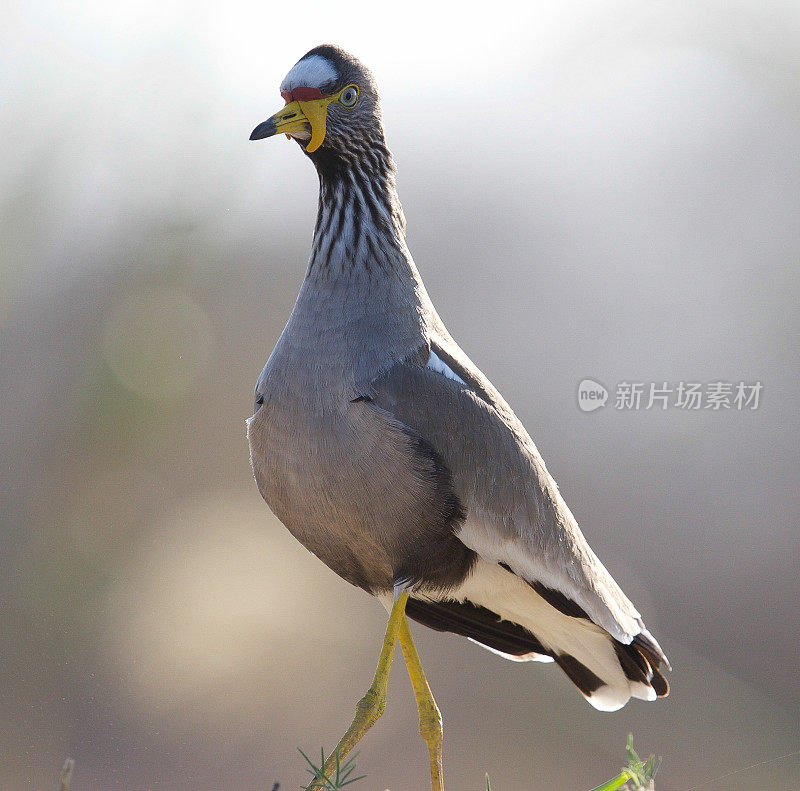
[[307, 591, 409, 791], [398, 614, 444, 791]]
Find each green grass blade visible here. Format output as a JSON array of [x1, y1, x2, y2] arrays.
[[588, 770, 633, 791], [297, 746, 365, 791]]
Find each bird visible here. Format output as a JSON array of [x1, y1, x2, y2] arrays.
[[247, 44, 670, 791]]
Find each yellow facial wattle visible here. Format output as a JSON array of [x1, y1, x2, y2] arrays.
[[250, 84, 360, 153]]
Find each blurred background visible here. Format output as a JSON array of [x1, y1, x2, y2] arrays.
[[2, 1, 799, 789]]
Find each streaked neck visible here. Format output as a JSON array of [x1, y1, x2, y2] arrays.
[[307, 138, 410, 281]]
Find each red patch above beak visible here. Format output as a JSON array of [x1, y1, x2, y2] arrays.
[[281, 86, 326, 103]]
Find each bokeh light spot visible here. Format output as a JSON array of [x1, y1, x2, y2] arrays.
[[101, 288, 214, 401]]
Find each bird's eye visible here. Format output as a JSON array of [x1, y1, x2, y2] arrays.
[[338, 85, 359, 108]]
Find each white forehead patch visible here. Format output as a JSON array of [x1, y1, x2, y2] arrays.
[[280, 55, 338, 93]]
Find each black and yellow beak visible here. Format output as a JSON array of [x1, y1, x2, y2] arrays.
[[250, 96, 336, 153]]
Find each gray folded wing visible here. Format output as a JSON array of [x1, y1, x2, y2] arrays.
[[364, 336, 662, 653]]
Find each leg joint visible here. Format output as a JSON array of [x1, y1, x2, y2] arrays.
[[355, 690, 386, 722], [418, 704, 442, 742]]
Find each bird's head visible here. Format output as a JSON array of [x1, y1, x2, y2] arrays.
[[250, 45, 383, 158]]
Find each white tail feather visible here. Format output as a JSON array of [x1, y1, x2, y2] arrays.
[[419, 559, 656, 710]]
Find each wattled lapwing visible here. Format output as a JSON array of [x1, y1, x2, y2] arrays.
[[247, 44, 669, 791]]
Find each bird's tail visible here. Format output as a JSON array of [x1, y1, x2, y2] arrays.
[[406, 562, 669, 711]]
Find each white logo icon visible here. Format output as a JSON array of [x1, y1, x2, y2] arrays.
[[577, 379, 608, 412]]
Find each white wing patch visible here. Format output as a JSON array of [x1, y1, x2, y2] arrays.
[[426, 350, 466, 385], [281, 55, 338, 93], [456, 519, 641, 643], [425, 559, 653, 711]]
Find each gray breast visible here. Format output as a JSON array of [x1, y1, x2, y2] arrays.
[[248, 358, 474, 594]]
